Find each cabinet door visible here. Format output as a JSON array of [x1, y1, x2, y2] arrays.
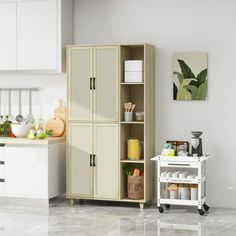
[[93, 46, 119, 122], [94, 124, 118, 199], [68, 47, 93, 121], [4, 146, 48, 198], [17, 0, 57, 70], [68, 123, 93, 198], [0, 2, 16, 70], [0, 146, 5, 196]]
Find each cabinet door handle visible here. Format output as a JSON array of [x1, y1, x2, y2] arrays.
[[93, 78, 96, 90], [93, 154, 96, 167], [90, 154, 93, 166], [0, 161, 4, 165], [90, 77, 93, 90]]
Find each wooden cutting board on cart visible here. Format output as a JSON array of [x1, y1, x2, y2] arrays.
[[54, 100, 66, 136], [46, 117, 65, 137]]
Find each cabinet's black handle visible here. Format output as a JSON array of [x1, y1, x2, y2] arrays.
[[0, 144, 5, 147], [0, 161, 4, 165], [93, 154, 96, 167], [90, 77, 93, 90], [0, 179, 4, 183], [93, 78, 96, 90], [90, 154, 93, 166]]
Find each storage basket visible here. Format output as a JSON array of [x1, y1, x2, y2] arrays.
[[128, 175, 144, 200]]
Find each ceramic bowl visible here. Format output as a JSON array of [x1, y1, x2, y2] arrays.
[[11, 123, 31, 138]]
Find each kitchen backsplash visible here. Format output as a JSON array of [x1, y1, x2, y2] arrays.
[[0, 74, 67, 123]]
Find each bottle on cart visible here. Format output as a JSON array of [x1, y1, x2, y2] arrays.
[[3, 116, 11, 137], [0, 116, 4, 137]]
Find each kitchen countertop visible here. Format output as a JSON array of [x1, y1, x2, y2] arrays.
[[0, 137, 66, 145]]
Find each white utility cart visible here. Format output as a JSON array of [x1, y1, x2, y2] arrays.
[[151, 155, 211, 215]]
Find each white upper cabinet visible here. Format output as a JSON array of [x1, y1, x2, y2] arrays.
[[17, 0, 57, 70], [0, 2, 17, 70], [0, 0, 73, 72]]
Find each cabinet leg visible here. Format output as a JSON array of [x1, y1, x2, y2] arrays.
[[69, 199, 75, 206], [139, 203, 144, 209]]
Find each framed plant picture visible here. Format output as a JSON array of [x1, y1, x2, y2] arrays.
[[173, 52, 208, 100]]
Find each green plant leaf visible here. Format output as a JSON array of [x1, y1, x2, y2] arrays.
[[195, 81, 208, 100], [173, 71, 184, 84], [177, 87, 192, 100], [184, 85, 198, 100], [173, 83, 178, 100], [176, 79, 196, 100], [178, 59, 195, 79], [196, 68, 207, 86]]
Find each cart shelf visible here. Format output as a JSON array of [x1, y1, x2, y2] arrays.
[[159, 176, 206, 184]]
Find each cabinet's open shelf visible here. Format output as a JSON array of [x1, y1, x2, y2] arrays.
[[120, 124, 144, 161], [120, 85, 144, 121], [120, 82, 144, 85], [119, 198, 145, 203], [120, 159, 144, 163], [120, 162, 144, 200], [120, 121, 144, 124]]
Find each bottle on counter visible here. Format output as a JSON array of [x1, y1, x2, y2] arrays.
[[0, 116, 4, 137], [27, 120, 37, 140], [36, 119, 46, 139], [3, 116, 11, 137]]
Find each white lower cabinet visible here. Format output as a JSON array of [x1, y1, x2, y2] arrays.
[[0, 143, 66, 200], [67, 123, 119, 200]]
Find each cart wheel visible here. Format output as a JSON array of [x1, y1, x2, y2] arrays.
[[165, 204, 170, 209], [158, 207, 164, 213], [203, 204, 210, 212], [198, 209, 205, 216]]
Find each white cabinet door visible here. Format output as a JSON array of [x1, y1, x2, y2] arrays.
[[4, 146, 48, 199], [94, 124, 118, 199], [93, 46, 119, 122], [68, 123, 93, 198], [68, 47, 93, 121], [17, 0, 57, 70], [0, 2, 17, 70], [0, 146, 5, 196]]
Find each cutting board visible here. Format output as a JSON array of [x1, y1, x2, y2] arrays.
[[46, 117, 65, 137], [54, 100, 66, 136]]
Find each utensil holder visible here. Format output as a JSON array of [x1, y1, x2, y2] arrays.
[[124, 112, 133, 122]]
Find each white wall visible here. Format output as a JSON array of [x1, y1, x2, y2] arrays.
[[0, 75, 66, 124], [74, 0, 236, 208]]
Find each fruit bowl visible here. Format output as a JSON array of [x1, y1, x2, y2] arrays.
[[11, 123, 31, 138]]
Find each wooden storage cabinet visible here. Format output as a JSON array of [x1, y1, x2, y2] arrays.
[[93, 46, 119, 122], [68, 47, 93, 121], [68, 123, 93, 198], [67, 123, 119, 200], [94, 124, 119, 199], [67, 45, 119, 122], [67, 44, 155, 208]]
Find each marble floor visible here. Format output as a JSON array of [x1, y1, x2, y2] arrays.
[[0, 198, 235, 236]]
